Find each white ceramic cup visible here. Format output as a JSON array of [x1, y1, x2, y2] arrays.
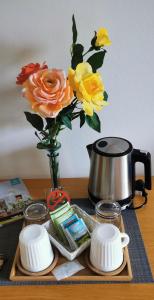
[[19, 224, 54, 272], [90, 223, 130, 272]]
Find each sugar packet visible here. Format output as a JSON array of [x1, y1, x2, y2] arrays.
[[52, 260, 85, 281]]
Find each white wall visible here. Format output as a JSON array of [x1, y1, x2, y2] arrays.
[[0, 0, 154, 179]]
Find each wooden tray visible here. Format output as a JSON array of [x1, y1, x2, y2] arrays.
[[10, 219, 133, 282]]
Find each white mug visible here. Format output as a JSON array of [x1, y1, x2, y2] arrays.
[[90, 223, 129, 272], [19, 224, 54, 272]]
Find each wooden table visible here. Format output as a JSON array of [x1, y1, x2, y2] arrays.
[[1, 177, 154, 300]]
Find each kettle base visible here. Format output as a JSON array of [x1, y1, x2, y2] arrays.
[[88, 191, 133, 210]]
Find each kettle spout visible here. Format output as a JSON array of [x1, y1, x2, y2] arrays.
[[86, 144, 93, 158]]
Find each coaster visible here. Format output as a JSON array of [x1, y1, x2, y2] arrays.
[[85, 249, 127, 276], [17, 248, 58, 276]]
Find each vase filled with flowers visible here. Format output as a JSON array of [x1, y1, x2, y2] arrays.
[[16, 15, 111, 189]]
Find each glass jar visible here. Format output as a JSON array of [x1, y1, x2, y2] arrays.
[[95, 200, 121, 229], [24, 203, 49, 225]]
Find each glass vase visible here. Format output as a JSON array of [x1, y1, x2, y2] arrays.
[[47, 141, 61, 189]]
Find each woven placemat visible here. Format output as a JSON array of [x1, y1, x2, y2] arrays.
[[0, 198, 153, 285]]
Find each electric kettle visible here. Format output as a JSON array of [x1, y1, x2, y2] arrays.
[[87, 137, 151, 208]]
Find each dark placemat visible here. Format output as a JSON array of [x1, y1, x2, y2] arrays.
[[0, 198, 153, 285]]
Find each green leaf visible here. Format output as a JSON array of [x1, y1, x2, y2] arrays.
[[72, 14, 77, 44], [71, 43, 84, 69], [45, 118, 56, 130], [34, 131, 41, 141], [24, 112, 44, 131], [87, 50, 106, 72], [73, 44, 84, 55], [80, 111, 85, 128], [60, 102, 76, 116], [85, 112, 101, 132], [71, 54, 83, 69], [91, 31, 97, 48], [61, 115, 72, 130], [57, 102, 77, 126], [103, 91, 108, 101], [91, 31, 101, 51]]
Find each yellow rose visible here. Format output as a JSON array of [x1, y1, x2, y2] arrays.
[[68, 62, 107, 116], [95, 28, 111, 47]]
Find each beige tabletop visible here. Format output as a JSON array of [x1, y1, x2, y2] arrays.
[[0, 177, 154, 300]]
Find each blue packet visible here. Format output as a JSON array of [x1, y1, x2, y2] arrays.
[[62, 213, 79, 228], [59, 214, 79, 251], [65, 218, 90, 246]]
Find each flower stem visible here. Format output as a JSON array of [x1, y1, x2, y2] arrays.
[[72, 112, 80, 120], [46, 131, 61, 189], [83, 47, 93, 57], [48, 151, 60, 188]]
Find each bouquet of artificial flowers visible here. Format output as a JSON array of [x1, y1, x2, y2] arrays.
[[16, 15, 111, 188]]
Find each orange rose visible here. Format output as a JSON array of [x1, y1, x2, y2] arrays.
[[16, 62, 48, 85], [23, 69, 73, 118]]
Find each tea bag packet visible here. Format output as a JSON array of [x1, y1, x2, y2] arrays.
[[57, 207, 90, 249], [49, 202, 90, 250], [60, 214, 79, 250], [64, 218, 90, 247], [50, 202, 73, 241], [54, 208, 74, 244], [50, 202, 71, 221]]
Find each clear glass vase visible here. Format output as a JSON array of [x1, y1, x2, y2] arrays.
[[47, 141, 61, 189]]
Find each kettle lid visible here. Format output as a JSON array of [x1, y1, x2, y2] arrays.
[[93, 137, 133, 157]]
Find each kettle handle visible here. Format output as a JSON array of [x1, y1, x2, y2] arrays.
[[132, 149, 151, 190], [86, 144, 93, 157]]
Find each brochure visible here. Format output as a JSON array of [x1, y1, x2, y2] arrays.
[[0, 178, 32, 220]]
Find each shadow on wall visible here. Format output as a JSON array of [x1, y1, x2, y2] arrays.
[[0, 42, 48, 177], [0, 42, 39, 67], [0, 146, 50, 180], [0, 87, 25, 128], [0, 41, 44, 129]]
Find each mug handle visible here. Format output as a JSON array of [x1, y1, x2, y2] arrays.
[[120, 233, 130, 248]]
